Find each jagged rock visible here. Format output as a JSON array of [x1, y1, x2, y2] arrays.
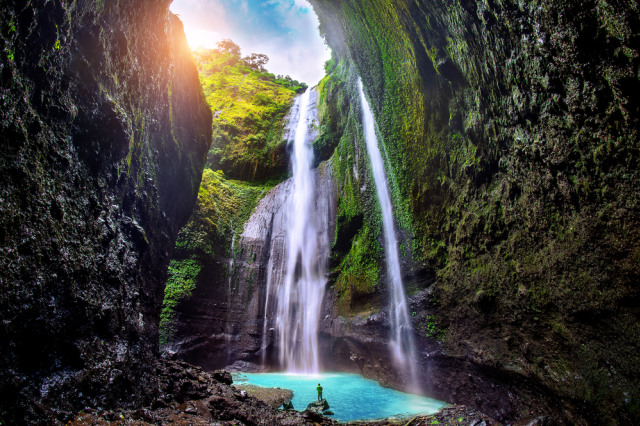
[[283, 400, 295, 410], [0, 0, 211, 423], [302, 409, 328, 422], [213, 370, 233, 385], [225, 360, 266, 372], [234, 384, 294, 408], [307, 398, 330, 413], [323, 410, 335, 415]]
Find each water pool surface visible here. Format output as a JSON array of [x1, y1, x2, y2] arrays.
[[235, 372, 446, 422]]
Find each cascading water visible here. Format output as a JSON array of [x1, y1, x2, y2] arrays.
[[261, 89, 325, 373], [358, 78, 418, 381], [225, 228, 236, 362]]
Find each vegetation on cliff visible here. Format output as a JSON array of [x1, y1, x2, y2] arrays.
[[161, 42, 304, 345], [317, 58, 387, 316], [195, 41, 306, 181], [310, 0, 640, 422]]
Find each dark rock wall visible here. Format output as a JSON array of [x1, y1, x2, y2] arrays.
[[168, 177, 293, 369], [0, 0, 211, 423], [310, 0, 640, 423], [168, 160, 337, 372]]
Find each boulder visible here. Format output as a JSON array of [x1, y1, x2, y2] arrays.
[[306, 398, 330, 413], [213, 370, 233, 385], [282, 400, 295, 410]]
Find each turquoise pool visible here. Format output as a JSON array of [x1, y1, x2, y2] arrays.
[[235, 372, 446, 422]]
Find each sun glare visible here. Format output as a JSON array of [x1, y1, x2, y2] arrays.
[[183, 28, 221, 50]]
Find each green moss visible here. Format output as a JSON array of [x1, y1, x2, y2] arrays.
[[334, 225, 382, 316], [194, 47, 305, 180], [175, 168, 275, 257], [314, 53, 351, 163], [417, 313, 445, 341], [160, 256, 203, 346]]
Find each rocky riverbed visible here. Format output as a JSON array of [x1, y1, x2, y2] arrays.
[[67, 359, 334, 425], [64, 359, 498, 425]]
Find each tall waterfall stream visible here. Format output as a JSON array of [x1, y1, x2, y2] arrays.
[[261, 89, 326, 373], [358, 78, 418, 383]]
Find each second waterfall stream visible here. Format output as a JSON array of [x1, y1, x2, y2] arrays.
[[358, 78, 419, 385]]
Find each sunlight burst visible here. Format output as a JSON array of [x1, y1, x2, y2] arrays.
[[183, 28, 221, 50]]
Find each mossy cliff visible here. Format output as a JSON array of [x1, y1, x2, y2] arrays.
[[193, 47, 306, 181], [310, 0, 640, 423], [159, 49, 309, 364], [0, 1, 210, 423]]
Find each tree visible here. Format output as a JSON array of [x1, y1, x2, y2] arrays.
[[243, 53, 269, 72], [216, 39, 241, 57]]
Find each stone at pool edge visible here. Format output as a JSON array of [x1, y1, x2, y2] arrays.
[[306, 398, 330, 413], [213, 370, 233, 385]]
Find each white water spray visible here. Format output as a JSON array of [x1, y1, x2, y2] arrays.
[[270, 89, 325, 373], [358, 78, 418, 381], [225, 228, 236, 361]]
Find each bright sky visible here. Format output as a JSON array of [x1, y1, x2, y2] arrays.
[[170, 0, 331, 85]]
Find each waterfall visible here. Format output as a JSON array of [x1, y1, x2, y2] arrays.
[[259, 88, 325, 373], [358, 78, 418, 380], [225, 228, 235, 362]]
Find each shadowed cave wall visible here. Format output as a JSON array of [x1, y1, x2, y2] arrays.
[[0, 0, 211, 423], [308, 0, 640, 423]]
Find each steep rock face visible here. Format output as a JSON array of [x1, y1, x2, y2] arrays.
[[310, 0, 639, 423], [167, 177, 293, 369], [169, 163, 336, 369], [167, 89, 338, 370], [0, 1, 211, 423]]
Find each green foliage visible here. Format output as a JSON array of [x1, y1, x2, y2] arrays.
[[243, 52, 269, 72], [193, 45, 307, 180], [324, 56, 336, 74], [216, 38, 241, 57], [334, 225, 382, 316], [175, 168, 276, 257], [317, 59, 390, 317], [315, 60, 350, 162], [160, 256, 203, 345], [420, 314, 445, 341]]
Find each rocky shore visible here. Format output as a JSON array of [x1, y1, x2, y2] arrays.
[[64, 359, 498, 425], [67, 359, 334, 425]]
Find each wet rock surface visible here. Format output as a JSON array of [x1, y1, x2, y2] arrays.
[[341, 405, 499, 426], [306, 398, 331, 414], [0, 0, 210, 423], [68, 360, 335, 425], [234, 384, 294, 408], [167, 159, 337, 370], [309, 0, 640, 423]]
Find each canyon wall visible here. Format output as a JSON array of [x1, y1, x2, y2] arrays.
[[309, 0, 640, 423], [0, 1, 211, 422], [165, 88, 339, 372]]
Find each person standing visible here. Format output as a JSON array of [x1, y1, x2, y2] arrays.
[[316, 383, 323, 401]]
